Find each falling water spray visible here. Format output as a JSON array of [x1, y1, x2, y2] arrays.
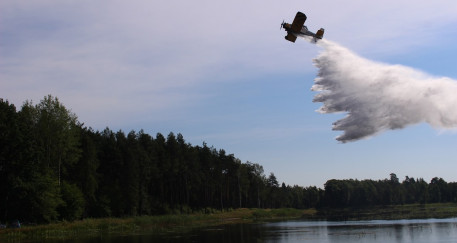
[[311, 39, 457, 142]]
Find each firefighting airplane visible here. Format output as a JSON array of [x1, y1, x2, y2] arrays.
[[281, 12, 324, 43]]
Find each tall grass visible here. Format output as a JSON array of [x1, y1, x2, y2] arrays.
[[3, 204, 455, 241], [314, 203, 457, 221], [0, 208, 306, 241]]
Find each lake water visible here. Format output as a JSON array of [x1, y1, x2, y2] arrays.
[[64, 218, 457, 243]]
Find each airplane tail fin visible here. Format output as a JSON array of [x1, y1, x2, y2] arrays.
[[315, 28, 325, 39]]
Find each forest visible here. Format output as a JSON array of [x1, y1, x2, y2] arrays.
[[1, 95, 457, 223]]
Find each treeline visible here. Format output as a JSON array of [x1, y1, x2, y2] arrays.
[[322, 174, 457, 207], [1, 96, 457, 223]]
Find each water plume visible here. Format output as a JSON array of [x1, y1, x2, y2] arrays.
[[311, 39, 457, 142]]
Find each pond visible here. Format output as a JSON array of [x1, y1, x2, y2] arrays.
[[62, 218, 457, 243]]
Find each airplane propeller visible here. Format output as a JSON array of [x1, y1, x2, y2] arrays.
[[280, 20, 285, 30]]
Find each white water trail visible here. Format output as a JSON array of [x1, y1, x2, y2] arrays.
[[311, 39, 457, 142]]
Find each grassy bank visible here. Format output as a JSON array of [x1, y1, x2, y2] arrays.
[[2, 203, 456, 241], [311, 203, 457, 221], [0, 208, 311, 241]]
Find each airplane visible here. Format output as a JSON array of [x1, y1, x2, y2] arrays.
[[281, 12, 324, 43]]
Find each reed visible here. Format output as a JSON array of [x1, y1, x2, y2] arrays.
[[313, 203, 457, 221], [0, 208, 305, 241], [3, 204, 455, 241]]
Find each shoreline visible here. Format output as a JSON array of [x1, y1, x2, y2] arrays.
[[311, 203, 457, 221], [2, 203, 457, 241], [0, 208, 308, 241]]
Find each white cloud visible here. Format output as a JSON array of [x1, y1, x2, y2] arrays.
[[1, 0, 457, 130]]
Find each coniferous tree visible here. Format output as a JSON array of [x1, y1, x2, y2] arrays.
[[4, 95, 457, 223]]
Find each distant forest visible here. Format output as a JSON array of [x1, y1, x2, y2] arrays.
[[1, 95, 457, 223]]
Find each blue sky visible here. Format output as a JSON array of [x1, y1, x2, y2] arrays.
[[1, 0, 457, 187]]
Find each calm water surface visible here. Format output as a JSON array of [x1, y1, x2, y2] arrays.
[[62, 218, 457, 243]]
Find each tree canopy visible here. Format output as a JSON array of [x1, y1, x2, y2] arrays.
[[1, 96, 457, 223]]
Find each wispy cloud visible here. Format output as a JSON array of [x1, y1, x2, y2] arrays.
[[1, 0, 457, 130]]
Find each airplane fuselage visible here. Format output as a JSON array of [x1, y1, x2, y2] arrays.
[[282, 23, 319, 39], [280, 12, 324, 43]]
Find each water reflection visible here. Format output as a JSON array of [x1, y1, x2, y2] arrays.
[[57, 218, 457, 243], [263, 218, 457, 243]]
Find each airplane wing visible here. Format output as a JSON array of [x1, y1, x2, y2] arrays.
[[290, 12, 307, 32], [285, 33, 297, 43]]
